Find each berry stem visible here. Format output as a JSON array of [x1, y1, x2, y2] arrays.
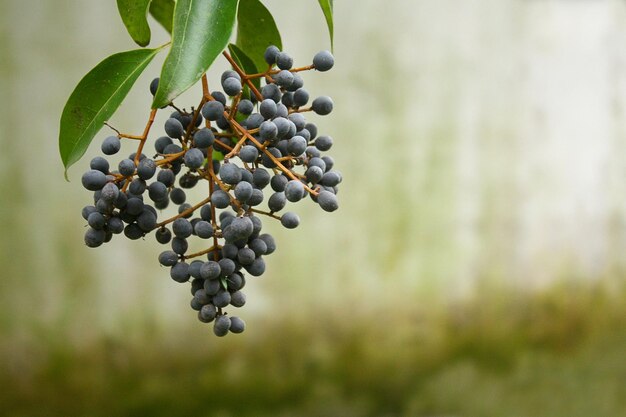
[[118, 134, 144, 140], [223, 129, 246, 160], [288, 106, 313, 114], [169, 103, 186, 115], [214, 139, 234, 152], [228, 94, 241, 120], [155, 151, 186, 166], [182, 101, 206, 149], [117, 108, 158, 193], [155, 195, 212, 228], [249, 208, 281, 221], [103, 122, 124, 138], [288, 64, 316, 73], [245, 64, 316, 79], [134, 108, 158, 165], [184, 244, 222, 260]]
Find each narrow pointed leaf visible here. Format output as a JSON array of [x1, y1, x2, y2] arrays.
[[317, 0, 334, 50], [228, 43, 259, 92], [152, 0, 239, 109], [117, 0, 152, 47], [59, 48, 162, 177], [149, 0, 175, 34], [235, 0, 281, 72]]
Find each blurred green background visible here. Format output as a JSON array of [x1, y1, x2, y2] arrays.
[[1, 0, 626, 416]]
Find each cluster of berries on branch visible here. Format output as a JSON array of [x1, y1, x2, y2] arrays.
[[80, 46, 340, 336]]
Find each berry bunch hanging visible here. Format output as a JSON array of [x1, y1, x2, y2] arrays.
[[59, 0, 337, 336]]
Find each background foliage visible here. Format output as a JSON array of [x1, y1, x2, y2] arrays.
[[2, 0, 626, 416]]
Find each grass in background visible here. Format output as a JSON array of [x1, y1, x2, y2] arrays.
[[1, 278, 624, 417]]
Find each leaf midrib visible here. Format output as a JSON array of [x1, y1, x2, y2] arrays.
[[159, 0, 194, 103]]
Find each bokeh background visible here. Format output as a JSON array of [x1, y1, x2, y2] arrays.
[[1, 0, 626, 416]]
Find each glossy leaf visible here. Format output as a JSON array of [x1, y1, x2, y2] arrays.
[[152, 0, 239, 108], [235, 0, 281, 72], [117, 0, 152, 47], [59, 48, 162, 177], [149, 0, 175, 33], [318, 0, 334, 50], [228, 43, 260, 92]]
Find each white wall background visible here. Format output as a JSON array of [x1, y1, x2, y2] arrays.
[[1, 0, 625, 337]]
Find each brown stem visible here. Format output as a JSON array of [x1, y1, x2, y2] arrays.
[[118, 134, 144, 140], [184, 245, 222, 260], [155, 196, 211, 228], [214, 139, 234, 152], [246, 64, 316, 79], [183, 99, 207, 149], [223, 130, 246, 161], [288, 107, 313, 114], [117, 110, 158, 192], [293, 171, 307, 180], [155, 151, 185, 166], [249, 208, 281, 221], [229, 94, 241, 120], [134, 108, 158, 165], [103, 122, 121, 136], [120, 178, 130, 193], [169, 103, 185, 115]]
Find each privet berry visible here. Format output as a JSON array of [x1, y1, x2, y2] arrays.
[[313, 50, 335, 72], [78, 47, 341, 336], [101, 136, 121, 155]]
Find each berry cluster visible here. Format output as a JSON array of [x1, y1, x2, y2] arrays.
[[80, 47, 340, 336]]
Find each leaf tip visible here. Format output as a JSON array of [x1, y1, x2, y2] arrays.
[[136, 38, 151, 48]]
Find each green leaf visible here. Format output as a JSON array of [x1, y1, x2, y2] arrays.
[[59, 48, 162, 177], [152, 0, 239, 109], [149, 0, 175, 33], [117, 0, 152, 47], [317, 0, 334, 50], [220, 277, 228, 290], [228, 43, 259, 93], [235, 0, 281, 73]]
